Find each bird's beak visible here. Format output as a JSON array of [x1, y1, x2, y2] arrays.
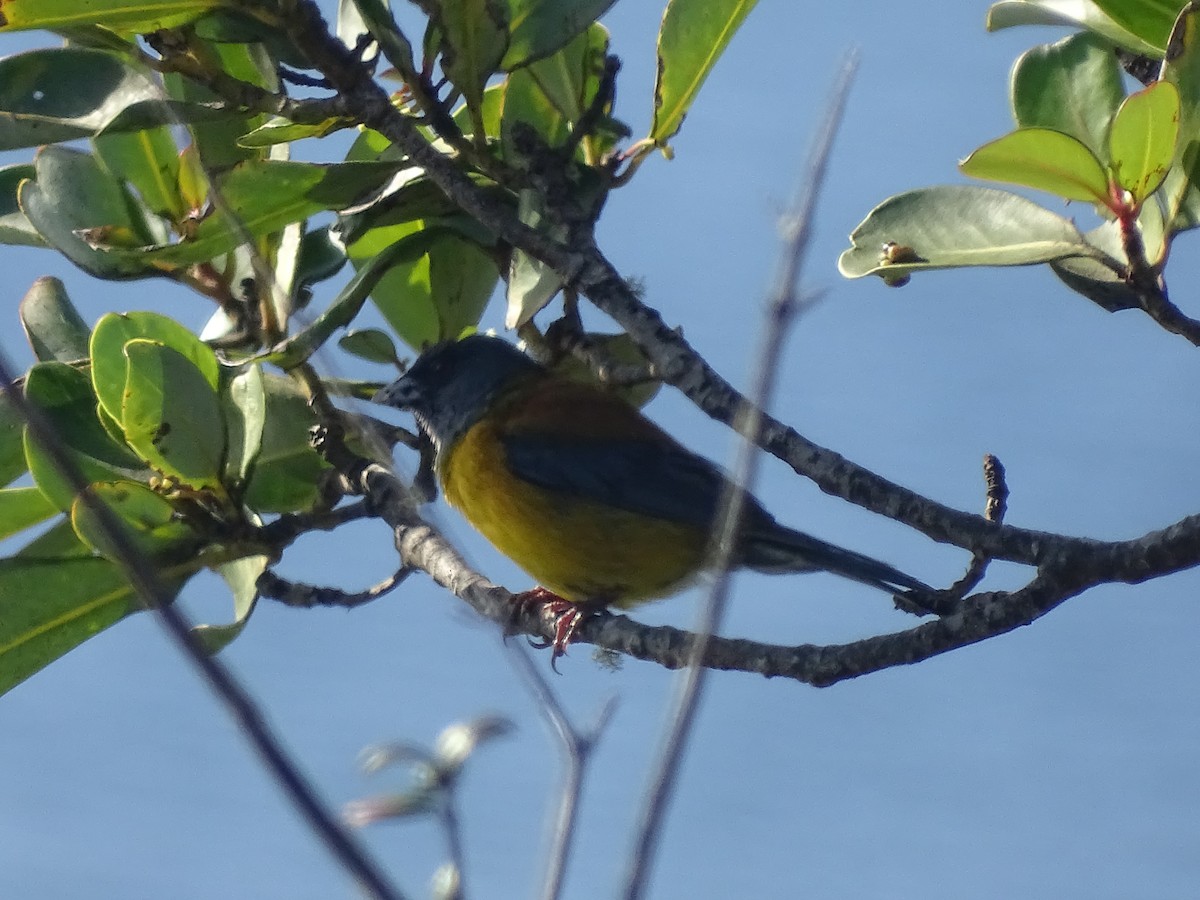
[[373, 374, 419, 409]]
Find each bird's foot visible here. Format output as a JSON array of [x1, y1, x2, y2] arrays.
[[510, 587, 589, 671]]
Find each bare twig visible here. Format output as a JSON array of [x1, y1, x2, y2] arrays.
[[943, 454, 1010, 599], [507, 644, 616, 900], [619, 52, 858, 900], [258, 567, 412, 608]]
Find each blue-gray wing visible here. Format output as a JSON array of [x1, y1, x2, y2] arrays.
[[501, 434, 762, 531]]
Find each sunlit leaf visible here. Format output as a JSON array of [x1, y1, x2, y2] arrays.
[[506, 189, 561, 328], [433, 0, 509, 122], [349, 220, 499, 350], [162, 38, 275, 170], [119, 160, 405, 266], [502, 24, 614, 162], [0, 487, 58, 541], [121, 340, 225, 489], [1161, 1, 1200, 231], [23, 362, 148, 512], [237, 116, 353, 148], [986, 0, 1161, 56], [241, 375, 329, 513], [651, 0, 759, 147], [1011, 32, 1124, 161], [0, 0, 229, 33], [90, 311, 220, 427], [222, 362, 265, 488], [1091, 0, 1180, 51], [0, 394, 28, 487], [839, 185, 1101, 280], [94, 122, 183, 220], [0, 554, 192, 698], [192, 553, 266, 653], [70, 480, 200, 560], [1108, 81, 1179, 202], [502, 0, 616, 69], [960, 127, 1112, 204]]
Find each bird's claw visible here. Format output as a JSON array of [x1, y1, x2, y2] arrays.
[[511, 587, 588, 671]]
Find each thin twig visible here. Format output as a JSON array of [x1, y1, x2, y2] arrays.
[[507, 643, 616, 900], [258, 567, 412, 608], [943, 454, 1010, 599], [619, 52, 859, 900]]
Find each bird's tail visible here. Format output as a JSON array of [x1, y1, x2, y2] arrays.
[[739, 523, 930, 595]]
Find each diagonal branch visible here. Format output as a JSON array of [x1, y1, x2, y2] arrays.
[[268, 0, 1200, 577]]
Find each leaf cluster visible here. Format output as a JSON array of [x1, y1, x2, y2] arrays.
[[841, 0, 1200, 325], [0, 0, 759, 696]]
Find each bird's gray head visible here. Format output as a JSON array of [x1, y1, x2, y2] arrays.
[[374, 335, 541, 450]]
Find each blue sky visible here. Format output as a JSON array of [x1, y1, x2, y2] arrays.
[[1, 3, 1197, 899]]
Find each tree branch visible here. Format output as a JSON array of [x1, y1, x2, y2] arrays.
[[262, 0, 1200, 674]]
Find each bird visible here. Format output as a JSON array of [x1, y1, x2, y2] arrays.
[[375, 334, 931, 657]]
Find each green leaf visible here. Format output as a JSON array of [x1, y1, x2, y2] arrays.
[[0, 556, 135, 697], [19, 276, 91, 363], [451, 82, 506, 141], [192, 553, 266, 653], [502, 0, 617, 69], [349, 221, 499, 350], [23, 362, 148, 512], [838, 185, 1101, 280], [0, 487, 58, 542], [90, 311, 220, 427], [241, 376, 328, 514], [19, 146, 161, 279], [0, 552, 196, 698], [191, 8, 310, 68], [1161, 2, 1200, 231], [1108, 81, 1179, 202], [1011, 32, 1124, 161], [960, 127, 1112, 204], [237, 116, 353, 148], [0, 163, 41, 247], [506, 189, 562, 328], [502, 23, 613, 160], [94, 122, 184, 220], [432, 0, 510, 122], [121, 340, 225, 489], [339, 329, 401, 366], [351, 0, 420, 79], [986, 1, 1162, 56], [268, 227, 450, 367], [162, 39, 275, 171], [336, 165, 510, 244], [0, 0, 229, 33], [99, 97, 244, 135], [122, 160, 404, 266], [221, 362, 266, 489], [1091, 0, 1181, 51], [651, 0, 760, 147], [295, 225, 347, 289], [0, 48, 161, 150], [17, 518, 91, 559], [70, 481, 201, 561]]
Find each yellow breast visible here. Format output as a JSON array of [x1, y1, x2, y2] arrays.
[[440, 418, 707, 607]]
